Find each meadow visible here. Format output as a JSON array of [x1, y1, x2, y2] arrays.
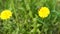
[[0, 0, 60, 34]]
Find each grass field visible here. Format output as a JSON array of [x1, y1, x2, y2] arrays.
[[0, 0, 60, 34]]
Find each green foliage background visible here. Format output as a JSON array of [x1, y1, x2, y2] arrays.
[[0, 0, 60, 34]]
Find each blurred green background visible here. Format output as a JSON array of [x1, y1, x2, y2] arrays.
[[0, 0, 60, 34]]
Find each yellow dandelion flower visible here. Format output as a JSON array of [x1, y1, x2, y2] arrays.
[[0, 10, 12, 20], [38, 7, 50, 18]]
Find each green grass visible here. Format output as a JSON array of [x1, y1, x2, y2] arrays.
[[0, 0, 60, 34]]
